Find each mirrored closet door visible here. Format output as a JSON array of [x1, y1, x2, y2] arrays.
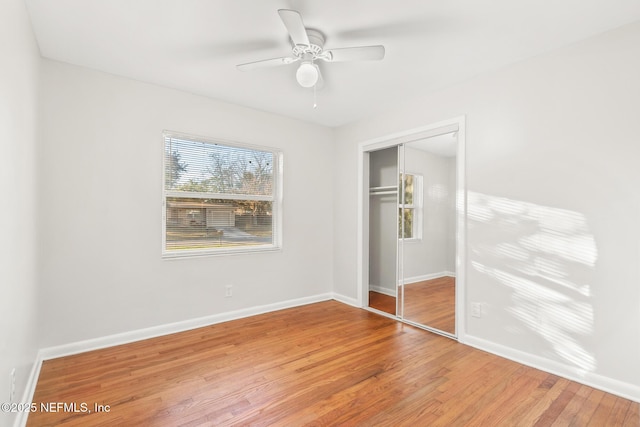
[[367, 130, 459, 338], [399, 132, 458, 336]]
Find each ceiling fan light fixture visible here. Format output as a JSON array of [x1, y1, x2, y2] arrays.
[[296, 61, 319, 88], [236, 9, 386, 90]]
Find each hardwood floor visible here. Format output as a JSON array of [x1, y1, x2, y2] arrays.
[[369, 277, 455, 334], [403, 276, 456, 334], [368, 290, 396, 315], [28, 301, 638, 426]]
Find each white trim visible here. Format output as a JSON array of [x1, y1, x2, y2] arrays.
[[38, 293, 333, 361], [17, 293, 350, 426], [331, 293, 360, 308], [399, 172, 423, 240], [356, 120, 460, 153], [14, 297, 637, 427], [162, 245, 281, 259], [14, 357, 43, 427], [163, 129, 281, 156], [369, 285, 397, 297], [463, 335, 640, 403], [161, 130, 283, 259], [396, 145, 403, 318], [274, 151, 284, 249], [454, 118, 467, 340], [357, 150, 369, 308], [401, 271, 456, 285]]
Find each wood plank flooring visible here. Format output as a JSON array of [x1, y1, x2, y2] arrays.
[[369, 276, 456, 334], [27, 301, 638, 426], [368, 291, 396, 315], [403, 276, 456, 334]]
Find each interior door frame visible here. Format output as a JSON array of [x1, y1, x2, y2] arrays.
[[357, 116, 467, 340]]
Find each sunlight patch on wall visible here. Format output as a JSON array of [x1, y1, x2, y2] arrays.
[[468, 192, 598, 373], [520, 233, 597, 267]]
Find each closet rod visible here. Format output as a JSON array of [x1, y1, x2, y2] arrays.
[[370, 190, 397, 196], [370, 185, 397, 192]]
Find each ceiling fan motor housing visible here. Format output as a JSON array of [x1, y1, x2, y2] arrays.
[[292, 29, 326, 60]]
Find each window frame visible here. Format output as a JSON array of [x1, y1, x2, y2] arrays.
[[161, 130, 283, 258], [399, 172, 423, 242]]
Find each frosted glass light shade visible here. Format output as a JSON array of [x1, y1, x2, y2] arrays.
[[296, 62, 318, 88]]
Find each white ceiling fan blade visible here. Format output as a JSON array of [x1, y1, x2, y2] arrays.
[[236, 56, 299, 71], [323, 45, 385, 62], [278, 9, 310, 46]]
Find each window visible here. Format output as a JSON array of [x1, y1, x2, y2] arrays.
[[162, 131, 282, 257], [399, 173, 422, 240]]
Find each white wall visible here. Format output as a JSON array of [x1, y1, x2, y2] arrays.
[[0, 1, 40, 426], [334, 22, 640, 398], [38, 60, 334, 348]]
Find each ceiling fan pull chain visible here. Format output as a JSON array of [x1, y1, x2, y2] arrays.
[[313, 83, 318, 109]]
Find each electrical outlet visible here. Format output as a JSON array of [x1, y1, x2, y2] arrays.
[[9, 368, 16, 402], [471, 302, 482, 318], [225, 285, 233, 298]]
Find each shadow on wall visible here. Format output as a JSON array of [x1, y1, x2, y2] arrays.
[[468, 191, 598, 375]]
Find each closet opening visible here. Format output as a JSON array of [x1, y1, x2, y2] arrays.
[[357, 117, 466, 339]]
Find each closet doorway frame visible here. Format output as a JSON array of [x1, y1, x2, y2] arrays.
[[357, 116, 467, 340]]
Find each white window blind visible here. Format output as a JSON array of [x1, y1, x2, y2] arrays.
[[162, 132, 282, 257]]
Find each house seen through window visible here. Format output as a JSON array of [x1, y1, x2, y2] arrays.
[[163, 132, 282, 256]]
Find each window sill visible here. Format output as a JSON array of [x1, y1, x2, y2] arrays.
[[162, 245, 281, 259], [400, 238, 422, 243]]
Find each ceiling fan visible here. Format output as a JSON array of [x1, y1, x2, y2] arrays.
[[237, 9, 385, 89]]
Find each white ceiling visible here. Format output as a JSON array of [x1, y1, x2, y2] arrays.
[[24, 0, 640, 128]]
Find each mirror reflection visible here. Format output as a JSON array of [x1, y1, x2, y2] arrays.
[[401, 132, 457, 334]]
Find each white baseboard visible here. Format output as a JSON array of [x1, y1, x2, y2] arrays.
[[402, 271, 455, 285], [462, 334, 640, 403], [331, 292, 360, 308], [368, 285, 396, 297], [14, 356, 43, 427], [38, 293, 333, 361], [21, 295, 636, 427], [15, 293, 336, 427]]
